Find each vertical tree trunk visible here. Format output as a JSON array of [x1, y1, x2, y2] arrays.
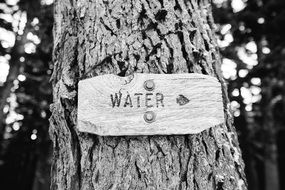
[[0, 38, 23, 141], [263, 92, 280, 190], [49, 0, 247, 189]]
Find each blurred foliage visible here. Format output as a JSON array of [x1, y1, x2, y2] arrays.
[[0, 0, 53, 190], [213, 0, 285, 190]]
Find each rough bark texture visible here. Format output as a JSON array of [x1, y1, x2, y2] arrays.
[[49, 0, 247, 189]]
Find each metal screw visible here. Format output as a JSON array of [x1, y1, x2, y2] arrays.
[[144, 80, 155, 91], [143, 111, 156, 123]]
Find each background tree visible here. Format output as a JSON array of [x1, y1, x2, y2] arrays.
[[0, 0, 53, 189], [49, 0, 246, 189], [213, 0, 285, 189]]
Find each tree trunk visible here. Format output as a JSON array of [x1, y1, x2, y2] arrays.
[[49, 0, 247, 189], [0, 37, 23, 141], [263, 92, 280, 190]]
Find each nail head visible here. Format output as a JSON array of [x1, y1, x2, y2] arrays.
[[144, 111, 156, 123], [144, 80, 155, 91]]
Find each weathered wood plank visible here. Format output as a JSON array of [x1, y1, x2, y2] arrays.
[[78, 73, 224, 136]]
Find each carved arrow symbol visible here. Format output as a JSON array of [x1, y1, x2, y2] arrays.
[[176, 94, 190, 106]]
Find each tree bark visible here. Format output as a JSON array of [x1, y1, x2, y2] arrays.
[[49, 0, 247, 189]]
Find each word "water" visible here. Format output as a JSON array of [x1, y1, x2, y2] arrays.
[[110, 92, 165, 108]]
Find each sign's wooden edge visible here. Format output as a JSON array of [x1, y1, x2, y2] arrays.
[[78, 120, 225, 136], [78, 73, 220, 86]]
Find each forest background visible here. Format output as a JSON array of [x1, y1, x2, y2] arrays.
[[0, 0, 284, 190]]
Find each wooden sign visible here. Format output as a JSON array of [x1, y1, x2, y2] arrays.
[[78, 73, 224, 136]]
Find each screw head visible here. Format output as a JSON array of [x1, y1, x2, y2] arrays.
[[144, 80, 155, 91], [144, 111, 156, 123]]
